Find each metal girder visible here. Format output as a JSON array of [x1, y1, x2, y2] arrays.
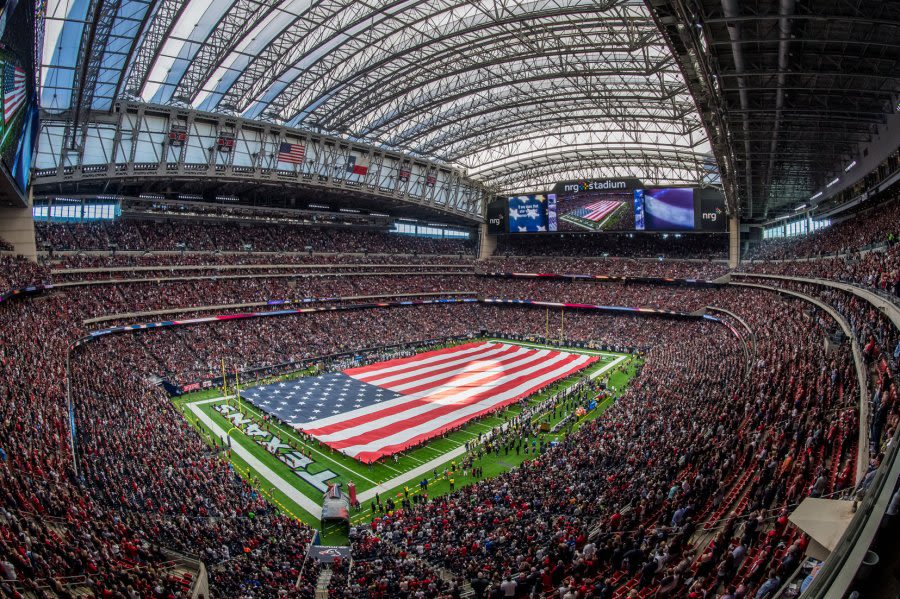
[[35, 103, 488, 221], [171, 0, 280, 104], [415, 107, 703, 161], [122, 0, 189, 97], [65, 0, 123, 149], [479, 146, 708, 192], [703, 15, 899, 26], [273, 10, 663, 125], [354, 62, 680, 145], [216, 0, 382, 113], [205, 0, 710, 193], [221, 0, 614, 117], [645, 0, 899, 221], [44, 0, 715, 196]]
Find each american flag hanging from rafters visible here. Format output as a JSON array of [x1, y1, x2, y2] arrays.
[[240, 341, 597, 463], [277, 142, 306, 165], [3, 63, 26, 124]]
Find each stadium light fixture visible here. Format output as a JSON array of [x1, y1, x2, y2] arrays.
[[825, 177, 840, 188], [810, 192, 823, 201], [844, 161, 857, 172], [339, 208, 360, 213], [308, 203, 330, 210], [794, 204, 807, 211]]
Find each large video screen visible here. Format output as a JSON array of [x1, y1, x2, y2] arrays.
[[508, 194, 556, 232], [634, 188, 696, 231], [0, 0, 38, 195], [506, 186, 725, 233], [556, 192, 633, 231]]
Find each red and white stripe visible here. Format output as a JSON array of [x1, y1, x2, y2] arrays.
[[4, 67, 26, 123], [297, 341, 597, 462], [581, 200, 621, 222]]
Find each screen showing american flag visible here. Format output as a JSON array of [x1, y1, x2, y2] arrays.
[[2, 62, 25, 124], [277, 142, 306, 165], [240, 341, 597, 463], [569, 200, 623, 223]]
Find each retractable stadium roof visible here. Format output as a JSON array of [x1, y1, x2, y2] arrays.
[[647, 0, 900, 220], [41, 0, 715, 196]]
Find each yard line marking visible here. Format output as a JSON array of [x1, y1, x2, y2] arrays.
[[190, 396, 380, 486], [187, 400, 323, 518]]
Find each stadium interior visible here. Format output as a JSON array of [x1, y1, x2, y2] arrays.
[[0, 0, 898, 598]]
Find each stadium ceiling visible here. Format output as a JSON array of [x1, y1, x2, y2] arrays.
[[647, 0, 900, 221], [41, 0, 713, 197]]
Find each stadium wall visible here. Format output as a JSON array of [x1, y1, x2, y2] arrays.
[[0, 204, 36, 258]]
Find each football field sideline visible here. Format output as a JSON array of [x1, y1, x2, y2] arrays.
[[183, 352, 629, 512], [174, 341, 638, 539]]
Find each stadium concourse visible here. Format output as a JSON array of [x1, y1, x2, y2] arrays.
[[0, 185, 896, 598]]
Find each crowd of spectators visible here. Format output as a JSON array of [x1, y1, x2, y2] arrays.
[[742, 244, 899, 296], [0, 270, 319, 597], [480, 257, 729, 280], [71, 337, 318, 597], [0, 255, 50, 290], [331, 288, 866, 598], [738, 277, 899, 455], [328, 530, 463, 597], [45, 253, 474, 272], [496, 233, 728, 260], [744, 192, 899, 261], [1, 206, 898, 599], [0, 269, 729, 332], [133, 304, 479, 384], [35, 220, 475, 256]]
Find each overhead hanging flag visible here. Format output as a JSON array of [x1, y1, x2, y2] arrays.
[[277, 142, 306, 165], [346, 154, 369, 176]]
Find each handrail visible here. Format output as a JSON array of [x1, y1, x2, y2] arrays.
[[40, 249, 473, 259], [741, 241, 888, 265], [51, 269, 475, 289], [51, 261, 475, 275], [486, 254, 730, 264], [82, 291, 478, 325], [706, 305, 756, 380]]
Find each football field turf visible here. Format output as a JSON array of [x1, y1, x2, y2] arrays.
[[173, 339, 639, 544]]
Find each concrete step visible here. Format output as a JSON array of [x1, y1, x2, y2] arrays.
[[315, 568, 333, 599]]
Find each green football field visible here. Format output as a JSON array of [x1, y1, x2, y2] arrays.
[[172, 339, 640, 544], [559, 201, 629, 231]]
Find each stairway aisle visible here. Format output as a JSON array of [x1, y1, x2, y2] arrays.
[[314, 568, 332, 599]]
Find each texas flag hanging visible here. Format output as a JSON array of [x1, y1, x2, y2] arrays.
[[346, 154, 369, 176]]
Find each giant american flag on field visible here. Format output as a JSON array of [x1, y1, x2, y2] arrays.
[[240, 341, 598, 463]]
